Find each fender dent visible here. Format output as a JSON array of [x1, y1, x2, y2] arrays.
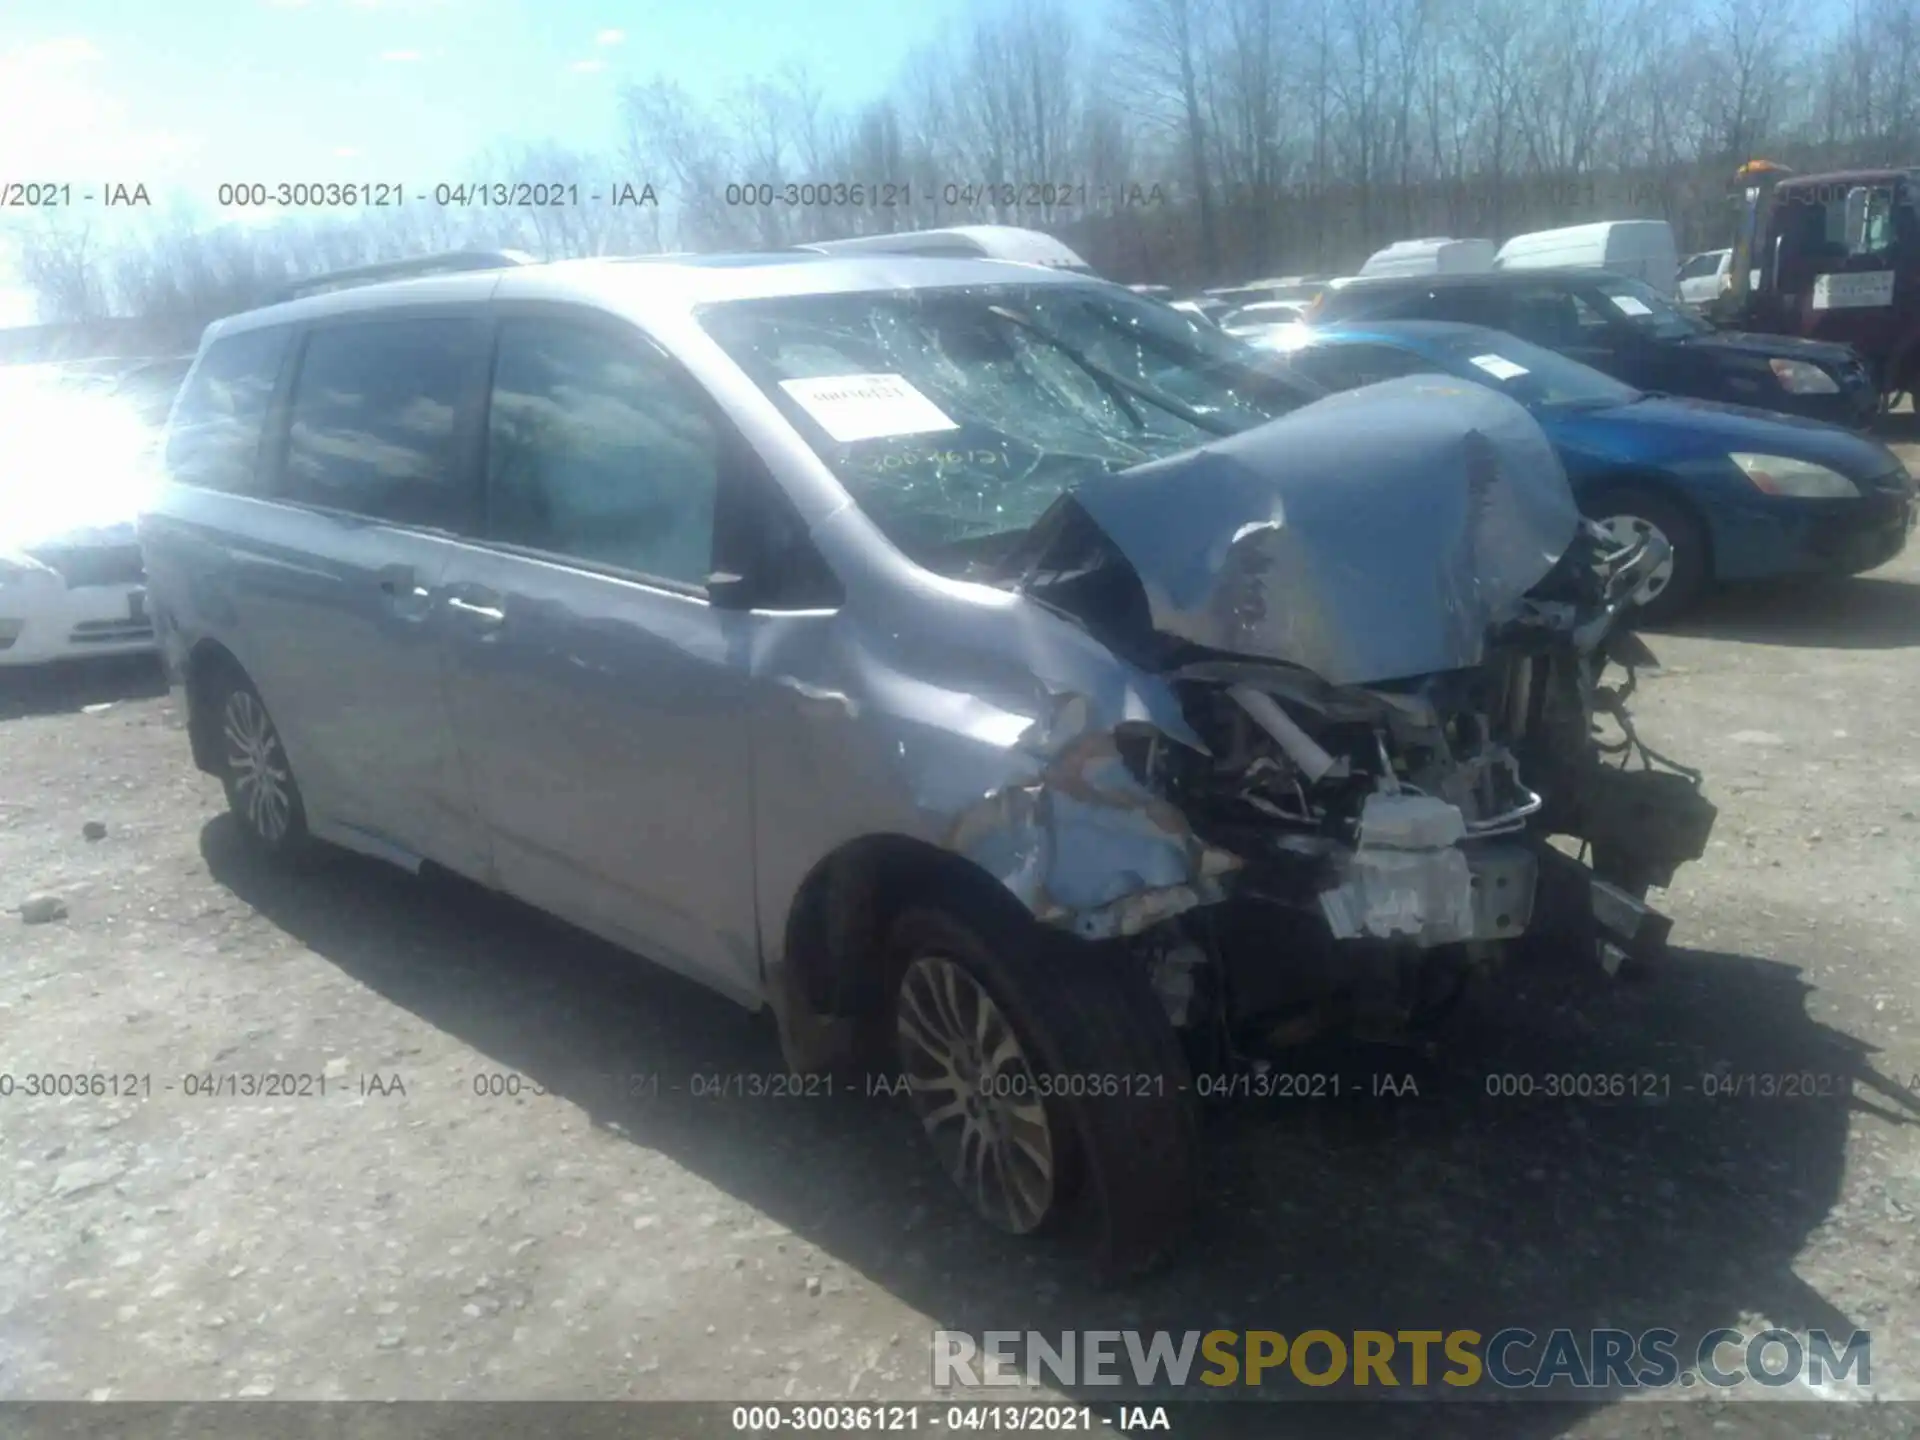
[[944, 693, 1240, 941]]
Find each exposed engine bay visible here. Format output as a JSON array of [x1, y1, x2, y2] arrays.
[[1123, 522, 1714, 1056], [999, 380, 1720, 1059]]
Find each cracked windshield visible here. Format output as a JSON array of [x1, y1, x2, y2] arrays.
[[4, 0, 1920, 1434], [700, 285, 1304, 570]]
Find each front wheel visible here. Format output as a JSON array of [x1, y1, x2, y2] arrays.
[[1584, 486, 1708, 624], [886, 906, 1199, 1276]]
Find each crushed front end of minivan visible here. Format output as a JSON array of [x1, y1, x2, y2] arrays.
[[775, 377, 1718, 1270], [983, 377, 1719, 1058]]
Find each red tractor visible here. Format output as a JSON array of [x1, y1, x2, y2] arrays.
[[1721, 159, 1920, 409]]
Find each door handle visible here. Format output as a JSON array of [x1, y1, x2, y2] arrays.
[[446, 596, 506, 624]]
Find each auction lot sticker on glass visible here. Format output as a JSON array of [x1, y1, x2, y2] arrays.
[[1469, 354, 1530, 381], [779, 373, 961, 443]]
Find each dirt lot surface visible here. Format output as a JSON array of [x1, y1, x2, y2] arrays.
[[5, 446, 1920, 1440]]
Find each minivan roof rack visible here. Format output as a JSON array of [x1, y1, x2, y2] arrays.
[[267, 250, 540, 305]]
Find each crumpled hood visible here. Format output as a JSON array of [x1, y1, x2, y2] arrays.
[[1061, 376, 1581, 686]]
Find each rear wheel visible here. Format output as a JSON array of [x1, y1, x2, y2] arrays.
[[886, 906, 1199, 1276], [1584, 486, 1708, 624], [210, 666, 313, 861]]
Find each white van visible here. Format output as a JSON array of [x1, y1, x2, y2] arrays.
[[1357, 238, 1498, 278], [1495, 221, 1679, 293], [795, 225, 1095, 274]]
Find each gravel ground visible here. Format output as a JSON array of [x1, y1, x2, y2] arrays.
[[4, 448, 1920, 1440]]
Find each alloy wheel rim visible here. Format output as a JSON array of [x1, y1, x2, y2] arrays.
[[895, 954, 1056, 1234], [222, 690, 293, 843], [1596, 513, 1677, 605]]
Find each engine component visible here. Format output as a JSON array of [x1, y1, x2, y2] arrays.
[[1229, 684, 1342, 781], [1318, 792, 1478, 945]]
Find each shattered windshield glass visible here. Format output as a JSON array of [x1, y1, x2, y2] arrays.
[[698, 282, 1316, 575]]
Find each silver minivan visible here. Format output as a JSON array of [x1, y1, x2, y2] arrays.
[[144, 250, 1715, 1272]]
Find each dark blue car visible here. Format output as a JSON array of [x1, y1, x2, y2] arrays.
[[1268, 321, 1915, 618]]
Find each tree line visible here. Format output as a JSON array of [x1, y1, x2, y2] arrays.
[[12, 0, 1920, 325]]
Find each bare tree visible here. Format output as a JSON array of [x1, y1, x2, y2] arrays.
[[1118, 0, 1221, 269], [17, 217, 110, 322]]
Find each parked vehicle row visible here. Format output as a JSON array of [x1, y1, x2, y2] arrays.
[[1168, 212, 1910, 621], [1305, 267, 1881, 430], [134, 247, 1718, 1271]]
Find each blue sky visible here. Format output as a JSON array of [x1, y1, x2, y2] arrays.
[[0, 0, 979, 323]]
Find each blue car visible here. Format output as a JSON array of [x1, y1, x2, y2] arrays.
[[1268, 320, 1916, 619]]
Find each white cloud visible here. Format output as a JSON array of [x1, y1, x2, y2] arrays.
[[0, 38, 199, 184], [569, 58, 606, 73], [378, 48, 422, 61], [333, 146, 362, 158], [594, 28, 625, 46], [261, 0, 312, 9]]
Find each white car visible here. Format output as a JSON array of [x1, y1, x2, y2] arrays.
[[0, 360, 185, 667], [1677, 249, 1733, 308], [1234, 319, 1316, 352], [1221, 299, 1311, 335]]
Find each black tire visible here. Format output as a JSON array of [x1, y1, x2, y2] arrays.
[[885, 905, 1199, 1278], [1581, 485, 1708, 624], [207, 665, 314, 862]]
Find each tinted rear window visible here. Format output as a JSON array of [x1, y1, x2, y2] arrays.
[[280, 317, 486, 528], [164, 327, 292, 493]]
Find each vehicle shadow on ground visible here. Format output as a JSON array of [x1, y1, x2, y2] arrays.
[[0, 653, 167, 720], [202, 818, 1893, 1439], [1659, 575, 1920, 649]]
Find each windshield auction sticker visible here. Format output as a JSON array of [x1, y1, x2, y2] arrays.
[[1608, 294, 1653, 316], [1468, 354, 1530, 380], [779, 372, 961, 444]]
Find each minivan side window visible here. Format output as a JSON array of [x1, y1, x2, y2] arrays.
[[484, 317, 719, 588], [164, 327, 292, 493], [280, 317, 485, 528]]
